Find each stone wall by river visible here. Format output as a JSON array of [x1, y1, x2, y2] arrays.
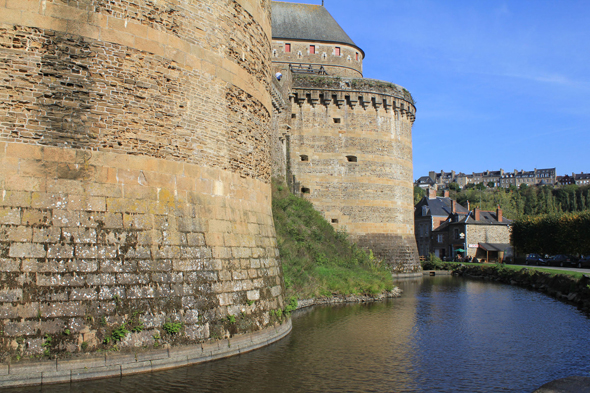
[[452, 265, 590, 313]]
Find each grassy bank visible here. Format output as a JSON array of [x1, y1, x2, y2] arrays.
[[272, 179, 394, 299], [422, 255, 585, 279]]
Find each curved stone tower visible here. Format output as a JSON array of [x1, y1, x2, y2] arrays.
[[271, 2, 420, 273], [0, 0, 285, 359]]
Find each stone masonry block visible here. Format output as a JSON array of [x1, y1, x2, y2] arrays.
[[46, 244, 74, 259], [98, 286, 125, 300], [125, 246, 151, 259], [0, 191, 31, 208], [270, 285, 282, 297], [4, 320, 39, 336], [75, 245, 97, 258], [67, 259, 98, 273], [0, 208, 21, 225], [0, 288, 23, 302], [30, 193, 68, 209], [9, 243, 46, 258], [211, 246, 231, 259], [126, 285, 155, 299], [97, 245, 119, 259], [36, 274, 85, 287], [6, 226, 32, 242], [247, 290, 260, 301], [86, 274, 116, 286], [186, 233, 205, 246], [100, 259, 137, 273], [172, 259, 203, 272], [116, 273, 149, 285], [21, 209, 51, 226], [62, 228, 97, 244], [69, 287, 98, 301], [41, 301, 85, 318], [52, 210, 80, 227], [0, 258, 21, 272], [123, 213, 153, 230], [138, 259, 172, 272], [33, 227, 61, 243]]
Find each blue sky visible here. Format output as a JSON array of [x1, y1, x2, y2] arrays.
[[281, 0, 590, 180]]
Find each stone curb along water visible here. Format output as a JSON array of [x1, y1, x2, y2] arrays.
[[0, 320, 292, 388], [296, 288, 403, 310], [451, 265, 590, 313]]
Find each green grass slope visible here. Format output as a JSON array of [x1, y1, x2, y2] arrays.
[[272, 179, 394, 299]]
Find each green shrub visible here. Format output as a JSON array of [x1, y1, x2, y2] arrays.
[[162, 320, 183, 335]]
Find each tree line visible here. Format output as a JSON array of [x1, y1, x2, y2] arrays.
[[511, 211, 590, 256], [414, 183, 590, 220]]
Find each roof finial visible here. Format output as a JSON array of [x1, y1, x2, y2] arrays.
[[322, 0, 324, 6]]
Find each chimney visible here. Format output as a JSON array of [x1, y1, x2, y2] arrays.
[[474, 207, 480, 221], [451, 200, 456, 214], [496, 205, 503, 222], [467, 200, 470, 211], [443, 190, 449, 198], [428, 188, 437, 199]]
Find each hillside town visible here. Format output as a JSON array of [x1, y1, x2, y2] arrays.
[[415, 168, 590, 190]]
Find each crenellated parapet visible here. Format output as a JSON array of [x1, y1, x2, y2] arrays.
[[290, 75, 416, 122]]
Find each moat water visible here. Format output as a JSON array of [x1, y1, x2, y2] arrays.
[[13, 276, 590, 393]]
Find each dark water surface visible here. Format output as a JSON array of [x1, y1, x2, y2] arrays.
[[14, 277, 590, 392]]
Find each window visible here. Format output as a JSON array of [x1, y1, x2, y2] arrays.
[[300, 155, 309, 162], [309, 45, 315, 54], [301, 187, 310, 194], [335, 47, 340, 56], [291, 113, 296, 119], [331, 218, 338, 224], [333, 118, 341, 123], [346, 155, 357, 162], [356, 52, 359, 61], [437, 234, 443, 243], [285, 43, 291, 53]]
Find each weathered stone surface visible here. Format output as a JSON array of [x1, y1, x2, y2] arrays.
[[0, 0, 284, 365]]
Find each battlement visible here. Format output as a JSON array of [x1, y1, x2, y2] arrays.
[[290, 75, 416, 122]]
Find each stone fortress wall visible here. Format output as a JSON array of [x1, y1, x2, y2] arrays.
[[269, 1, 420, 274], [0, 0, 287, 363], [283, 75, 420, 273]]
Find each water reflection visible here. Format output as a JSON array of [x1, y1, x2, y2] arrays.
[[11, 277, 590, 393]]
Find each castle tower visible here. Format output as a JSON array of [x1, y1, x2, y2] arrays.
[[0, 0, 286, 358], [272, 1, 420, 273]]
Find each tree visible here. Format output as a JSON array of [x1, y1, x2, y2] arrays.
[[414, 186, 425, 205], [487, 181, 495, 188], [475, 182, 486, 191], [448, 182, 461, 191]]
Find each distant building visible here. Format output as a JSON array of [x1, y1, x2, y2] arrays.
[[415, 175, 435, 189], [433, 205, 512, 262], [557, 175, 574, 186], [415, 190, 512, 261], [415, 168, 557, 190], [573, 172, 590, 186], [500, 168, 556, 188], [414, 189, 468, 259]]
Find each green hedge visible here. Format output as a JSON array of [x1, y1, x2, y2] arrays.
[[511, 211, 590, 255]]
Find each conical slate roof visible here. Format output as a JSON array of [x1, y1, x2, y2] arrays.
[[271, 1, 364, 55]]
